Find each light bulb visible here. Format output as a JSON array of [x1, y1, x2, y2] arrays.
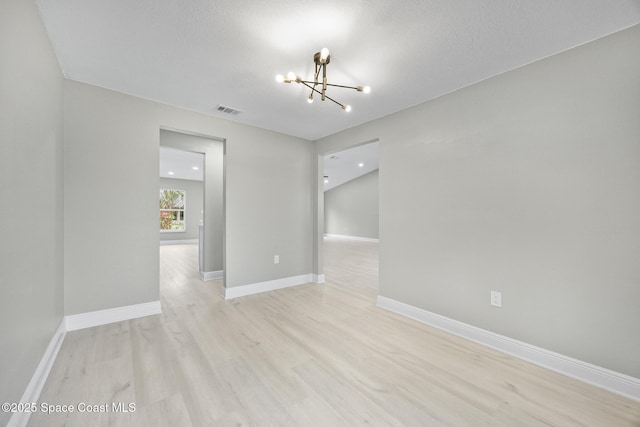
[[320, 47, 330, 63], [363, 85, 371, 94], [286, 71, 296, 81], [275, 74, 284, 83], [307, 94, 314, 104], [324, 179, 329, 183], [358, 163, 364, 167], [343, 105, 352, 112]]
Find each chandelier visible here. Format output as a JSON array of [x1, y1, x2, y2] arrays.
[[276, 48, 370, 112]]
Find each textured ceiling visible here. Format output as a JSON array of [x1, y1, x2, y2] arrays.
[[35, 0, 640, 140]]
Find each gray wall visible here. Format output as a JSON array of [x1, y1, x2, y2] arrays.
[[64, 80, 313, 315], [0, 0, 65, 423], [315, 25, 640, 378], [159, 177, 204, 242], [324, 170, 379, 239], [160, 130, 224, 272]]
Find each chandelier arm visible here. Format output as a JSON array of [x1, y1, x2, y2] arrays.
[[324, 83, 361, 90], [300, 81, 321, 94], [299, 81, 343, 107], [300, 81, 360, 91], [322, 93, 346, 109], [321, 63, 327, 101]]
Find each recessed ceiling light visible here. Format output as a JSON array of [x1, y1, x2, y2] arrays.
[[168, 171, 175, 175], [358, 162, 364, 167], [192, 166, 199, 170]]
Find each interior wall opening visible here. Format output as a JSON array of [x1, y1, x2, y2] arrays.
[[159, 128, 225, 291], [316, 139, 379, 287]]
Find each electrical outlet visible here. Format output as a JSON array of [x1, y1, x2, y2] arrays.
[[274, 255, 279, 264], [490, 291, 502, 308]]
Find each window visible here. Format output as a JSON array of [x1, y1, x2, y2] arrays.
[[160, 188, 186, 232]]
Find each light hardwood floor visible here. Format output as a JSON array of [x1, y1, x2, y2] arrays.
[[30, 237, 640, 426]]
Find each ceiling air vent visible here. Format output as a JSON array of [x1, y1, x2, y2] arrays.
[[216, 104, 242, 115]]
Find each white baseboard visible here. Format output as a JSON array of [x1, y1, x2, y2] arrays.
[[223, 274, 314, 300], [313, 274, 325, 284], [201, 270, 224, 281], [7, 320, 66, 427], [159, 239, 198, 245], [376, 296, 640, 402], [324, 233, 379, 243], [65, 300, 162, 331], [9, 301, 162, 426]]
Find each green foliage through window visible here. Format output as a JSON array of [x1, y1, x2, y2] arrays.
[[160, 189, 186, 231]]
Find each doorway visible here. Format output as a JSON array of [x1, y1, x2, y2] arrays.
[[323, 141, 379, 240], [159, 128, 225, 283], [315, 138, 379, 284]]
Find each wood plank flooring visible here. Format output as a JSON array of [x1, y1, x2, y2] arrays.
[[29, 237, 640, 426]]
